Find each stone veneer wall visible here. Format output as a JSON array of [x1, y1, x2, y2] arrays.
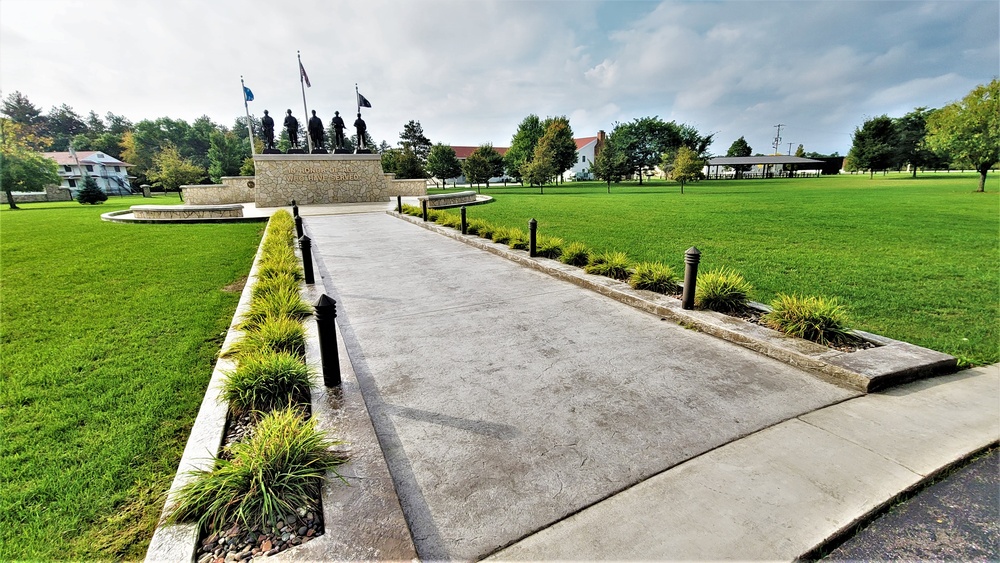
[[131, 205, 244, 219], [1, 184, 72, 204], [181, 177, 255, 205], [253, 154, 426, 207]]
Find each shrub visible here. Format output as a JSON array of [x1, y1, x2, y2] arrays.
[[584, 251, 632, 280], [695, 268, 752, 313], [491, 226, 517, 245], [535, 236, 564, 259], [560, 242, 591, 266], [507, 228, 530, 250], [228, 317, 306, 359], [436, 212, 462, 230], [400, 203, 422, 216], [168, 407, 344, 532], [241, 284, 312, 329], [251, 273, 299, 301], [221, 351, 312, 415], [629, 262, 680, 294], [76, 175, 108, 205], [465, 219, 487, 236], [473, 220, 495, 239], [762, 294, 854, 345], [426, 209, 441, 222]]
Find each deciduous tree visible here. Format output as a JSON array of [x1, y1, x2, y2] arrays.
[[590, 129, 629, 191], [0, 119, 61, 209], [208, 130, 248, 182], [504, 114, 544, 184], [894, 107, 935, 178], [426, 143, 462, 186], [147, 144, 205, 198], [848, 115, 896, 178], [926, 79, 999, 192], [539, 116, 577, 183], [463, 144, 504, 189], [667, 146, 704, 194], [726, 136, 752, 178]]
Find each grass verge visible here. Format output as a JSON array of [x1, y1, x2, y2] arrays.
[[0, 196, 262, 560]]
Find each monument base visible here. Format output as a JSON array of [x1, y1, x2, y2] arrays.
[[286, 148, 306, 154], [354, 149, 372, 154], [333, 148, 351, 154], [311, 148, 329, 154], [253, 153, 426, 207], [263, 148, 282, 154]]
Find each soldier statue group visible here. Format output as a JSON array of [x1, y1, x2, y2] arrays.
[[259, 108, 368, 154]]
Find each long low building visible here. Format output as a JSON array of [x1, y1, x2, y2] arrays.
[[705, 156, 828, 179]]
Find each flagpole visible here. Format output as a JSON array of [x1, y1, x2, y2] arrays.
[[241, 76, 256, 155], [356, 83, 360, 114], [298, 51, 312, 153]]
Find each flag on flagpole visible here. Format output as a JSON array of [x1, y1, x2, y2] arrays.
[[243, 86, 254, 102], [357, 92, 372, 108], [299, 61, 311, 88]]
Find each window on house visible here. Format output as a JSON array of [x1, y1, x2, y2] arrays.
[[86, 165, 93, 172], [63, 165, 71, 172], [581, 155, 586, 162], [114, 166, 120, 172], [68, 179, 76, 187]]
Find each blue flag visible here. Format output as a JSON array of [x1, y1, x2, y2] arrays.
[[243, 86, 254, 102], [358, 92, 372, 108]]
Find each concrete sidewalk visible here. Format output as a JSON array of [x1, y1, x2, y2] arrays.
[[303, 209, 998, 561]]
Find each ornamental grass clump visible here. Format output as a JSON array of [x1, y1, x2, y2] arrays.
[[168, 407, 344, 532], [560, 242, 591, 266], [535, 236, 564, 259], [251, 272, 299, 301], [400, 203, 422, 216], [436, 212, 462, 230], [241, 284, 312, 330], [694, 268, 752, 313], [256, 247, 304, 282], [507, 228, 530, 250], [471, 220, 495, 239], [227, 317, 306, 359], [762, 294, 855, 346], [584, 251, 632, 281], [221, 351, 313, 415], [629, 262, 680, 294], [491, 226, 518, 245]]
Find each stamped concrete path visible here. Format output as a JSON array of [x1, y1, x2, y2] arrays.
[[304, 210, 866, 560]]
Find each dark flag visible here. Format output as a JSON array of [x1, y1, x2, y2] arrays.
[[357, 92, 372, 108]]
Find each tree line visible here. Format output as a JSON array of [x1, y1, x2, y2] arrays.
[[845, 79, 998, 191]]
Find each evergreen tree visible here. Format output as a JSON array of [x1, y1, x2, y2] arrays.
[[76, 174, 107, 205]]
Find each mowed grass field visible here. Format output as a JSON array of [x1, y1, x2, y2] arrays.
[[0, 196, 262, 560], [448, 173, 999, 365]]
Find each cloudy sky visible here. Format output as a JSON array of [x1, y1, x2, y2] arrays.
[[1, 0, 996, 156]]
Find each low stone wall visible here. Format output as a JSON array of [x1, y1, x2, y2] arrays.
[[130, 204, 244, 219], [253, 154, 426, 207], [420, 190, 478, 208], [1, 185, 72, 204], [182, 177, 255, 205]]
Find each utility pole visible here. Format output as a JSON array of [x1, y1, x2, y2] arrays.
[[787, 142, 793, 155], [772, 124, 785, 155]]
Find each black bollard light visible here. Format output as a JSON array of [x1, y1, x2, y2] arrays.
[[681, 246, 700, 310], [299, 235, 315, 285], [314, 294, 341, 387], [294, 214, 303, 238], [528, 218, 537, 257], [291, 200, 299, 217], [397, 195, 402, 214], [461, 206, 468, 235], [421, 199, 428, 222]]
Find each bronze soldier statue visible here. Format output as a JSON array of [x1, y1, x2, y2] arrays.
[[354, 113, 367, 152], [308, 110, 324, 150], [261, 110, 275, 150], [284, 109, 299, 148], [331, 111, 347, 149]]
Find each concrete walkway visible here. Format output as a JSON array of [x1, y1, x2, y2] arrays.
[[302, 207, 998, 561]]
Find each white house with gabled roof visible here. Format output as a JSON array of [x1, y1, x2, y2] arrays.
[[46, 150, 134, 195]]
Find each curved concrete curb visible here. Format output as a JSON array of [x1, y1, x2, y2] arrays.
[[101, 208, 268, 224], [389, 211, 957, 392]]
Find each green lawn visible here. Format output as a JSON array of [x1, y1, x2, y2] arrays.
[[449, 173, 999, 365], [0, 196, 262, 560]]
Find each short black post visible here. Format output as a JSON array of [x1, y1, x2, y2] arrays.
[[291, 200, 299, 217], [299, 235, 315, 285], [314, 294, 341, 387], [528, 218, 537, 257], [681, 246, 700, 310], [421, 199, 428, 221], [461, 206, 468, 235], [294, 214, 304, 238], [396, 195, 402, 214]]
